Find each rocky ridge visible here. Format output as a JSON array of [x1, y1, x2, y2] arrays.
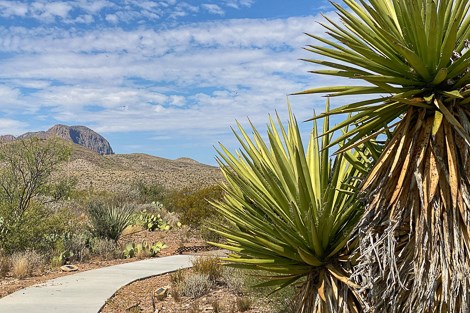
[[2, 125, 114, 155]]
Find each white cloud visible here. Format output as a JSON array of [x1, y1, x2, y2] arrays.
[[105, 14, 118, 23], [0, 0, 257, 24], [29, 1, 73, 21], [202, 4, 225, 15], [0, 118, 28, 136], [0, 1, 28, 17], [223, 0, 254, 9], [0, 12, 340, 141]]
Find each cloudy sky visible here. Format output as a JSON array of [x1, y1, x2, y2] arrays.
[[0, 0, 339, 165]]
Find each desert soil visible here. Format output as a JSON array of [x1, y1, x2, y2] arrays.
[[0, 228, 205, 298]]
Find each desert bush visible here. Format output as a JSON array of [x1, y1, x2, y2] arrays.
[[0, 253, 10, 277], [211, 300, 220, 313], [1, 204, 75, 254], [191, 256, 223, 282], [63, 232, 92, 262], [91, 238, 119, 260], [236, 297, 252, 312], [170, 287, 181, 302], [223, 267, 245, 295], [0, 138, 74, 254], [11, 250, 44, 279], [134, 180, 167, 204], [179, 273, 212, 298], [170, 269, 186, 285], [199, 215, 225, 242], [45, 176, 78, 202], [165, 185, 224, 227], [87, 202, 134, 242]]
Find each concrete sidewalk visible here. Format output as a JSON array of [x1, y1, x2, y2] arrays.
[[0, 255, 194, 313]]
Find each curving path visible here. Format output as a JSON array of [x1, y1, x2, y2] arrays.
[[0, 255, 194, 313]]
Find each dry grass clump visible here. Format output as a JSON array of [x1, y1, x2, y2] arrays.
[[0, 253, 10, 277], [169, 269, 186, 285], [11, 250, 44, 279], [211, 300, 221, 313], [121, 224, 144, 237], [236, 297, 253, 312], [191, 256, 223, 282], [92, 238, 119, 260]]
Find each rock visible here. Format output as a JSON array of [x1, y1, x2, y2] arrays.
[[48, 125, 114, 155], [154, 287, 169, 300], [60, 265, 79, 272], [15, 124, 114, 155], [0, 135, 16, 142]]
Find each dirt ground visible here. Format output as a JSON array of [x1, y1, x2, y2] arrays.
[[101, 270, 278, 313], [0, 228, 289, 313], [0, 227, 205, 298]]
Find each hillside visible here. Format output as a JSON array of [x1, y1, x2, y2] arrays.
[[57, 143, 222, 192], [1, 125, 221, 191]]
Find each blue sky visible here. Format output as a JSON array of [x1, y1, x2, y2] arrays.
[[0, 0, 340, 165]]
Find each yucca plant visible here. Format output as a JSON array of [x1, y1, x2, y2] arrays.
[[87, 202, 134, 242], [300, 0, 470, 311], [210, 104, 375, 312]]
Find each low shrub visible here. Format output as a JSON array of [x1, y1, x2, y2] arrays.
[[179, 273, 212, 298], [0, 253, 10, 277], [91, 238, 119, 260], [87, 202, 134, 242], [134, 181, 167, 204], [0, 204, 75, 254], [165, 185, 224, 227], [223, 267, 246, 295], [192, 256, 223, 282], [199, 215, 225, 242], [169, 269, 186, 285], [10, 250, 44, 279], [236, 297, 252, 312]]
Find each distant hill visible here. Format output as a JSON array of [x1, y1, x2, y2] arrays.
[[59, 145, 222, 192], [2, 124, 114, 155], [1, 125, 222, 192]]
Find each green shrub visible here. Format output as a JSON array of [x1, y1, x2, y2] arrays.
[[166, 185, 224, 227], [199, 215, 225, 242], [134, 181, 167, 204], [87, 202, 134, 242], [0, 203, 75, 254]]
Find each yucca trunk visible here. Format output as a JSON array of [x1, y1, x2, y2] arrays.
[[295, 264, 363, 313], [354, 104, 470, 312]]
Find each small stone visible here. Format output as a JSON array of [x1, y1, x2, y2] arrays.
[[154, 287, 168, 300]]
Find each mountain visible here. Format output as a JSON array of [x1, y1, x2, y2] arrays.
[[13, 124, 114, 155], [1, 125, 222, 191]]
